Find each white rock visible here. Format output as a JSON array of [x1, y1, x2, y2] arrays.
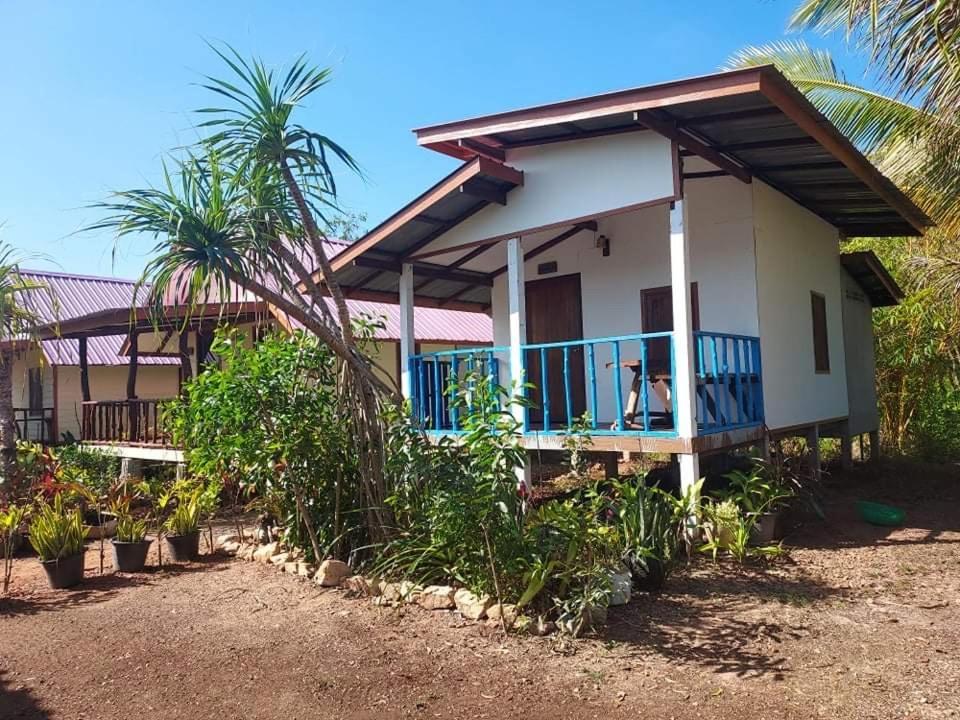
[[296, 562, 316, 578], [454, 589, 493, 620], [283, 561, 299, 574], [380, 582, 402, 602], [398, 580, 421, 602], [252, 542, 279, 563], [221, 541, 241, 555], [314, 558, 351, 587], [216, 532, 240, 547], [342, 575, 371, 596], [269, 552, 290, 566], [486, 603, 518, 626], [532, 616, 555, 636], [417, 585, 456, 610], [608, 569, 632, 606]]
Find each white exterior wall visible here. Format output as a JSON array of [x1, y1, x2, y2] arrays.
[[55, 365, 181, 441], [421, 132, 675, 257], [753, 180, 849, 430], [489, 175, 759, 422], [841, 271, 880, 436]]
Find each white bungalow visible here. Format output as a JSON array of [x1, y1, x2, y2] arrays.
[[327, 65, 924, 490]]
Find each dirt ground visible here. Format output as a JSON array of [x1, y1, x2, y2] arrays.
[[2, 459, 959, 720]]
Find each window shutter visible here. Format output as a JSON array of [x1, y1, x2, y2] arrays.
[[811, 292, 830, 373]]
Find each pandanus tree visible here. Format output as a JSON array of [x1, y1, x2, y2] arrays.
[[0, 244, 47, 489], [88, 46, 398, 541]]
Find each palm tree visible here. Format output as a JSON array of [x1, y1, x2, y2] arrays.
[[89, 46, 396, 540], [0, 244, 47, 488]]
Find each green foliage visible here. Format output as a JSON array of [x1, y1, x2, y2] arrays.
[[158, 478, 220, 537], [55, 444, 121, 498], [166, 328, 364, 559], [1, 503, 28, 593], [111, 499, 147, 543], [29, 494, 86, 561], [718, 461, 794, 517], [607, 476, 696, 584]]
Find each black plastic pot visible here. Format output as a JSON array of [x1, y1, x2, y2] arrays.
[[631, 557, 667, 593], [39, 553, 84, 589], [164, 531, 200, 562], [112, 539, 152, 572]]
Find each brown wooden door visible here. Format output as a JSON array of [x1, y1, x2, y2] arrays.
[[525, 274, 586, 427], [641, 283, 700, 374]]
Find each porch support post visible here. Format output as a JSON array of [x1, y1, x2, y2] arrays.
[[869, 429, 881, 464], [126, 330, 139, 400], [669, 200, 700, 514], [399, 262, 416, 399], [506, 236, 531, 490], [806, 424, 821, 481], [78, 336, 91, 402], [178, 330, 192, 393]]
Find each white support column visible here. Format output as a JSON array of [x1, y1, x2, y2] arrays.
[[669, 200, 701, 503], [506, 236, 532, 490], [399, 262, 416, 400]]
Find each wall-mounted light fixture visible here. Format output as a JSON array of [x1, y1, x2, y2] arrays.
[[596, 234, 610, 257]]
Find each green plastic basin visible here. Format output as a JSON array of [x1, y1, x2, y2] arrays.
[[856, 500, 906, 527]]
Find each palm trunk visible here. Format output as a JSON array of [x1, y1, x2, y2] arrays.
[[0, 349, 18, 490]]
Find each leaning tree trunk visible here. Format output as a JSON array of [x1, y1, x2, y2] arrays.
[[0, 349, 18, 491]]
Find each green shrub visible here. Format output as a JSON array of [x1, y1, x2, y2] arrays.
[[29, 494, 85, 561]]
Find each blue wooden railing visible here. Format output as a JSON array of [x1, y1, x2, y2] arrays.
[[693, 331, 764, 433], [409, 330, 763, 437]]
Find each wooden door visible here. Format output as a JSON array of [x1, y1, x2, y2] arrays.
[[525, 274, 586, 427], [640, 284, 700, 374]]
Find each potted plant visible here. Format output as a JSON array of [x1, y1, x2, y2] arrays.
[[162, 488, 201, 562], [110, 501, 151, 572], [29, 494, 86, 589], [720, 461, 794, 545]]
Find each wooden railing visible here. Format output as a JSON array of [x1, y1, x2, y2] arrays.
[[81, 399, 172, 446], [410, 330, 765, 437], [14, 407, 55, 444]]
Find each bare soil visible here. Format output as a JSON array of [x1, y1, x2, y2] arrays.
[[2, 459, 959, 720]]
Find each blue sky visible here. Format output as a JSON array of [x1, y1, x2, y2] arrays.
[[0, 1, 866, 278]]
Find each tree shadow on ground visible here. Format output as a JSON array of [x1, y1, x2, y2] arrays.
[[604, 559, 838, 680], [0, 571, 148, 617], [0, 670, 50, 720]]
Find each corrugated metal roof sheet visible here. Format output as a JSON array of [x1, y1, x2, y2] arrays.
[[17, 270, 179, 366]]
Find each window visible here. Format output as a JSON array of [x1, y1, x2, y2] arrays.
[[811, 292, 830, 373], [28, 368, 43, 414]]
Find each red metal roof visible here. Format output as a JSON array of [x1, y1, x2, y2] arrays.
[[18, 270, 179, 367]]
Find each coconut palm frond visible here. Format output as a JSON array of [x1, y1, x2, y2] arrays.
[[725, 40, 960, 238], [789, 0, 960, 119]]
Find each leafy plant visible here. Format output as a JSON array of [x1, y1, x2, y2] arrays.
[[112, 500, 147, 543], [161, 486, 202, 537], [560, 412, 594, 477], [718, 460, 794, 517], [29, 494, 85, 562], [1, 503, 27, 594]]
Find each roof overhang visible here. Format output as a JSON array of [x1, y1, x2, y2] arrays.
[[414, 65, 930, 239], [840, 251, 903, 307], [35, 302, 268, 340]]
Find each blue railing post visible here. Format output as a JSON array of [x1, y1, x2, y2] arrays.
[[733, 338, 744, 425], [719, 337, 731, 426], [709, 336, 722, 426], [640, 335, 650, 431], [539, 347, 550, 430], [562, 346, 573, 429], [612, 340, 624, 431], [450, 355, 460, 432], [587, 342, 598, 430]]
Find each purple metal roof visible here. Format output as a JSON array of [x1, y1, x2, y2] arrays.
[[335, 299, 491, 344], [18, 269, 179, 367]]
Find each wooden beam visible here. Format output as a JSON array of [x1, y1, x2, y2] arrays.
[[126, 330, 139, 399], [336, 286, 489, 313], [414, 242, 499, 294], [352, 256, 494, 287], [78, 336, 91, 403], [460, 178, 507, 205], [683, 170, 729, 180], [490, 222, 598, 278], [458, 138, 505, 162], [710, 136, 819, 153], [676, 105, 783, 128], [754, 160, 846, 172], [634, 110, 752, 184]]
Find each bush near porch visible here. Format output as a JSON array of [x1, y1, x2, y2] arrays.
[[159, 329, 789, 634]]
